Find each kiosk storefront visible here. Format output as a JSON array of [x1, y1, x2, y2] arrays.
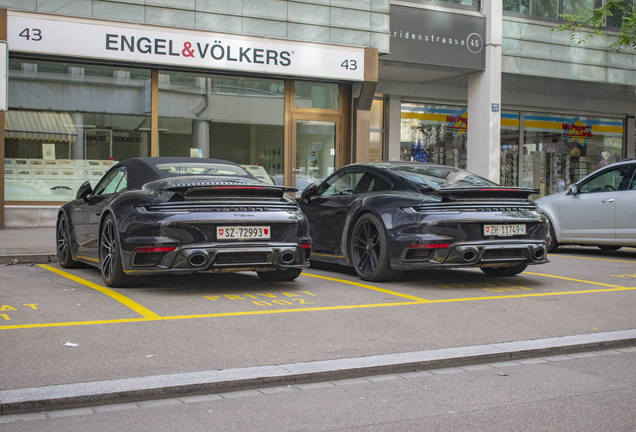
[[2, 11, 374, 226]]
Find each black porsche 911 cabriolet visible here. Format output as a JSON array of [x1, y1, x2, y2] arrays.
[[56, 157, 311, 287], [298, 161, 549, 282]]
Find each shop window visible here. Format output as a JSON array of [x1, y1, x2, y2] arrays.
[[521, 112, 623, 197], [370, 99, 384, 162], [294, 82, 339, 110], [500, 111, 521, 186], [157, 71, 285, 185], [400, 103, 468, 169], [4, 59, 151, 202]]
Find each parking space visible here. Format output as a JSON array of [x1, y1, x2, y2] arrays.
[[1, 247, 634, 331]]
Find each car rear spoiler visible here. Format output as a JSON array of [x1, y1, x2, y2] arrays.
[[420, 186, 538, 200], [165, 182, 298, 198]]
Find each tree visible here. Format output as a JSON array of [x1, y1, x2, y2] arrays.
[[554, 0, 636, 52]]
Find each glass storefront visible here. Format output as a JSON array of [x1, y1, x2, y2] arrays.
[[157, 71, 285, 184], [400, 102, 626, 198], [4, 59, 151, 201], [520, 112, 624, 197], [400, 103, 468, 169], [4, 59, 348, 203], [369, 98, 384, 162]]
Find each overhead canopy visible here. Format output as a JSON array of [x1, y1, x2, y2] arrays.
[[5, 110, 78, 143]]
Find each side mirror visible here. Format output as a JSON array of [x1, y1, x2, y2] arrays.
[[568, 184, 578, 195], [300, 183, 319, 200], [76, 181, 93, 201]]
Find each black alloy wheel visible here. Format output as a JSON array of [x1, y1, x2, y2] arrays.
[[257, 269, 302, 282], [480, 263, 528, 277], [350, 213, 402, 282], [99, 214, 131, 287], [56, 213, 83, 268]]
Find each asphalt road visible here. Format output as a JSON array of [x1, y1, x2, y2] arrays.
[[1, 246, 635, 393], [2, 348, 635, 431]]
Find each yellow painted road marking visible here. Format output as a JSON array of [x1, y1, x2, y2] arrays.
[[38, 264, 162, 319], [524, 272, 636, 289], [2, 266, 632, 330], [302, 273, 430, 302], [549, 254, 636, 264]]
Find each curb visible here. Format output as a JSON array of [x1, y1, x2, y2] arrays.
[[0, 254, 57, 265], [1, 329, 635, 415]]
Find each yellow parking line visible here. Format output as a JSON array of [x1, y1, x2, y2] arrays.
[[524, 271, 635, 289], [0, 318, 153, 330], [550, 254, 636, 264], [162, 301, 423, 320], [302, 273, 430, 302], [38, 264, 162, 319]]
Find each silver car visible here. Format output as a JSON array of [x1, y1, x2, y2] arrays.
[[535, 158, 636, 252]]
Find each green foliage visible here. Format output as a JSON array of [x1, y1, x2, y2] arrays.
[[553, 0, 636, 53]]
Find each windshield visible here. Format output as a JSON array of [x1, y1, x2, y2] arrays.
[[392, 165, 496, 189], [155, 163, 250, 177]]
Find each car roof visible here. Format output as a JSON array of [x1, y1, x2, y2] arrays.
[[115, 157, 253, 190]]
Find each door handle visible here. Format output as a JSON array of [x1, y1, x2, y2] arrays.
[[601, 199, 615, 203]]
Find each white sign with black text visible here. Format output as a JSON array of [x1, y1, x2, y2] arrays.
[[8, 13, 365, 81]]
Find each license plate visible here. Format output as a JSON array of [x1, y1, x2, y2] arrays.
[[217, 226, 270, 240], [483, 224, 526, 237]]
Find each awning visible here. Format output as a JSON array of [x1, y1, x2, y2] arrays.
[[5, 110, 78, 143]]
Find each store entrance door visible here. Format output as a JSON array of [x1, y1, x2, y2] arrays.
[[291, 115, 341, 196]]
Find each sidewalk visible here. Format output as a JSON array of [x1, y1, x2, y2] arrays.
[[0, 226, 57, 264], [1, 329, 635, 415]]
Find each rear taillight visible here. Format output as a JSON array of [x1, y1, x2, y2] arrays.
[[134, 246, 176, 253]]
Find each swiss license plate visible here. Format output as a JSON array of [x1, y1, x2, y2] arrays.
[[483, 224, 526, 237], [217, 226, 271, 240]]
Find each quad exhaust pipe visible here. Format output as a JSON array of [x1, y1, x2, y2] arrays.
[[460, 247, 479, 263], [279, 251, 296, 265], [532, 246, 546, 261], [188, 250, 209, 267]]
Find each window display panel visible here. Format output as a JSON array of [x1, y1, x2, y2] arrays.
[[294, 82, 339, 110], [522, 113, 624, 197], [400, 103, 468, 169], [158, 72, 285, 184], [370, 99, 384, 162], [500, 111, 521, 186], [4, 59, 151, 202]]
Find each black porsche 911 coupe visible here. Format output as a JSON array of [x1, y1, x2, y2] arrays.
[[56, 157, 311, 287], [298, 161, 549, 282]]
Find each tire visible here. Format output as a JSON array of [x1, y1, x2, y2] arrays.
[[598, 246, 621, 251], [350, 213, 403, 282], [547, 222, 560, 253], [56, 213, 84, 268], [99, 214, 131, 287], [257, 269, 302, 282], [481, 263, 528, 277]]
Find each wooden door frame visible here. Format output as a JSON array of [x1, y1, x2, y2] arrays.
[[284, 81, 349, 187]]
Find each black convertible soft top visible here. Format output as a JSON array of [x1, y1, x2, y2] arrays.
[[111, 157, 256, 190]]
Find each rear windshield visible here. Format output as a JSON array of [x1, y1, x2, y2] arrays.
[[391, 165, 496, 189], [155, 163, 250, 177]]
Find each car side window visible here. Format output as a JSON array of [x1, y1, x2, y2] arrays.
[[629, 168, 636, 190], [355, 173, 392, 193], [94, 167, 127, 196], [318, 169, 365, 197], [578, 165, 631, 194]]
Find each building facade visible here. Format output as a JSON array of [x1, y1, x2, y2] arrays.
[[2, 0, 636, 227], [380, 0, 636, 200], [0, 0, 388, 227]]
